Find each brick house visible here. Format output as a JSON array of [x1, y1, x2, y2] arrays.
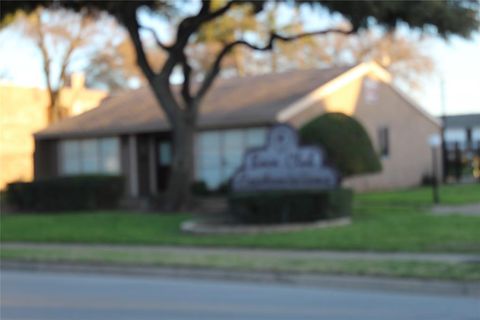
[[33, 62, 441, 199], [0, 74, 106, 189]]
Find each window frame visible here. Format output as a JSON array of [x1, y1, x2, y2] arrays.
[[59, 137, 121, 176], [195, 127, 267, 190]]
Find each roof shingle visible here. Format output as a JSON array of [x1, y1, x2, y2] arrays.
[[35, 66, 352, 139]]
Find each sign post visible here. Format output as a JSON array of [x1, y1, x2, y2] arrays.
[[429, 135, 441, 204]]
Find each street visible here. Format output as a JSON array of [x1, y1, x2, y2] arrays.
[[1, 270, 479, 320]]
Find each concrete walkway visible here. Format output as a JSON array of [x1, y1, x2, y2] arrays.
[[3, 242, 480, 264], [431, 202, 480, 216]]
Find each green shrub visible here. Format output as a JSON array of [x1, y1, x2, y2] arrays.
[[300, 112, 381, 177], [229, 189, 352, 224], [191, 181, 231, 197], [191, 181, 210, 196], [6, 175, 124, 212]]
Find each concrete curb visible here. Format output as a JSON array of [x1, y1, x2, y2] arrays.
[[3, 242, 479, 263], [181, 217, 351, 234], [2, 260, 479, 298]]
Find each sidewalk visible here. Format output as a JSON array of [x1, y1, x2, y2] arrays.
[[3, 242, 480, 297], [3, 242, 480, 264], [2, 259, 479, 298]]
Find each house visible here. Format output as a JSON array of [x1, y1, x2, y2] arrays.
[[441, 113, 480, 180], [0, 74, 107, 189], [443, 113, 480, 151], [33, 62, 441, 200]]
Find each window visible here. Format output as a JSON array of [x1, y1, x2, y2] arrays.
[[60, 140, 81, 174], [245, 128, 267, 148], [472, 128, 480, 144], [81, 139, 99, 173], [223, 130, 244, 180], [100, 138, 121, 173], [158, 142, 172, 166], [445, 128, 467, 150], [364, 78, 379, 104], [196, 127, 267, 189], [378, 127, 389, 157], [60, 138, 120, 175]]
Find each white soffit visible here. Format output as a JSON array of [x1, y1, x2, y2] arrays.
[[276, 62, 391, 122]]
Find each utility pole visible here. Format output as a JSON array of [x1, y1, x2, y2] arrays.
[[440, 77, 448, 183]]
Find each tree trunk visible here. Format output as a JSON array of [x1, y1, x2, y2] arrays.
[[163, 112, 196, 211], [46, 91, 60, 124]]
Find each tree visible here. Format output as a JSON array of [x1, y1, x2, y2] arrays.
[[84, 36, 166, 91], [297, 29, 435, 90], [2, 0, 478, 210], [197, 7, 434, 89], [5, 7, 124, 123], [189, 2, 259, 78], [83, 36, 139, 91]]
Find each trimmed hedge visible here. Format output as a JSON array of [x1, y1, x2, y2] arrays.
[[191, 181, 230, 196], [300, 112, 381, 177], [229, 189, 352, 224], [6, 175, 124, 212]]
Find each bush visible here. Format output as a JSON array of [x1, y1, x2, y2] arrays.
[[229, 188, 352, 224], [300, 112, 381, 177], [191, 181, 210, 196], [6, 175, 124, 212], [191, 180, 231, 197], [421, 173, 436, 186]]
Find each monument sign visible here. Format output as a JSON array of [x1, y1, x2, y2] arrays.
[[231, 124, 339, 192]]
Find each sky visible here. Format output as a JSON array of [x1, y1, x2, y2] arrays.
[[419, 34, 480, 116], [0, 6, 479, 118]]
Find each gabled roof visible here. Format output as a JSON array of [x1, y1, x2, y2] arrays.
[[35, 62, 439, 140], [35, 66, 351, 139]]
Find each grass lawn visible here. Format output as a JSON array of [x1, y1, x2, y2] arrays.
[[1, 184, 479, 253], [2, 246, 479, 281]]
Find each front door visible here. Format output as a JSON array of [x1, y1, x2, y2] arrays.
[[156, 139, 172, 191]]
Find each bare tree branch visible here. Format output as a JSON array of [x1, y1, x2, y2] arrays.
[[123, 10, 155, 81], [196, 27, 354, 102], [174, 0, 240, 51], [152, 1, 243, 120], [179, 53, 193, 107], [139, 24, 171, 51], [57, 15, 89, 89]]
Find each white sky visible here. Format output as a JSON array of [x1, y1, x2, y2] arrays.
[[418, 34, 480, 116], [0, 6, 479, 117]]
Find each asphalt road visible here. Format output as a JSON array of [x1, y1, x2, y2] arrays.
[[1, 270, 479, 320]]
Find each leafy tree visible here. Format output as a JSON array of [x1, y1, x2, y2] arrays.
[[4, 7, 124, 123], [2, 0, 478, 210], [197, 6, 434, 89], [298, 29, 435, 90], [85, 36, 166, 91], [189, 2, 259, 77], [83, 36, 141, 91]]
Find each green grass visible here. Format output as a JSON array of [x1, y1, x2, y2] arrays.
[[1, 184, 479, 253], [356, 183, 480, 207], [3, 247, 479, 281]]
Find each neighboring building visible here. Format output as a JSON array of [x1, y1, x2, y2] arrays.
[[34, 62, 441, 200], [443, 113, 480, 151], [0, 75, 107, 189], [441, 113, 480, 180]]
